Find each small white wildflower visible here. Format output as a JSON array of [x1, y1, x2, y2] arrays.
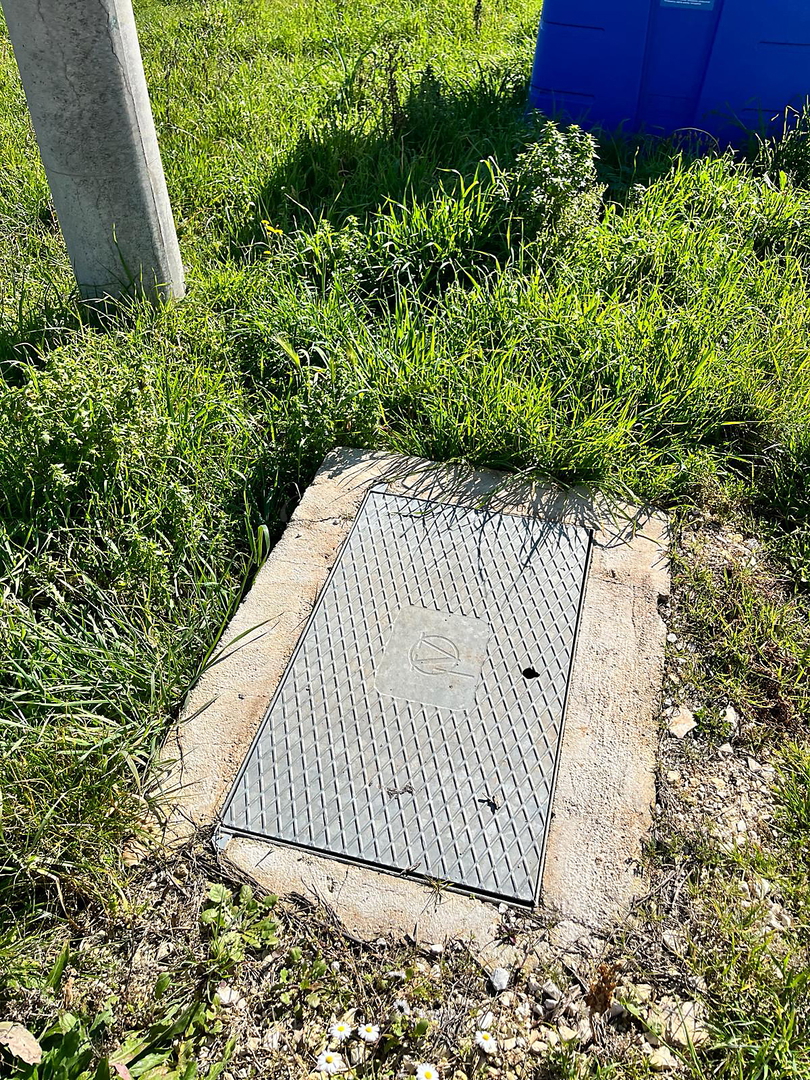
[[316, 1050, 345, 1074], [329, 1021, 352, 1043], [415, 1065, 439, 1080], [474, 1030, 497, 1055], [357, 1022, 379, 1043]]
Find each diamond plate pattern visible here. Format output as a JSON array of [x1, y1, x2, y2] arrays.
[[222, 491, 591, 903]]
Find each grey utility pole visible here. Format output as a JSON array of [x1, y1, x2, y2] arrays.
[[2, 0, 184, 303]]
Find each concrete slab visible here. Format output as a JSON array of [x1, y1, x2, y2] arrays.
[[161, 449, 668, 958]]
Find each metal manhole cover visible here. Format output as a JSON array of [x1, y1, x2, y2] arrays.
[[222, 490, 591, 904]]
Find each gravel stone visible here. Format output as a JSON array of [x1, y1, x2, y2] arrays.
[[649, 1046, 679, 1071], [576, 1018, 593, 1046], [478, 1010, 494, 1031], [214, 984, 245, 1009], [668, 707, 697, 739]]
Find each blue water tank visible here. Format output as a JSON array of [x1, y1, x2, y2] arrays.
[[528, 1, 810, 143]]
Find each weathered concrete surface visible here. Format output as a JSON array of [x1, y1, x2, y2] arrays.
[[2, 0, 184, 302], [162, 449, 667, 957]]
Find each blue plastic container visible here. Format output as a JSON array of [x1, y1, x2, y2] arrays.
[[528, 0, 810, 143]]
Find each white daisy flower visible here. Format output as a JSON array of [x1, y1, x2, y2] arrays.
[[316, 1050, 345, 1074], [329, 1021, 352, 1043], [474, 1029, 497, 1054], [415, 1064, 439, 1080], [357, 1022, 380, 1043]]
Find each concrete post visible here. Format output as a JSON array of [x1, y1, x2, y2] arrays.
[[1, 0, 184, 303]]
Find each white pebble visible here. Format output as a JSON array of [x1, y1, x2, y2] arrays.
[[752, 877, 771, 900], [215, 984, 245, 1009], [649, 1045, 679, 1071], [668, 707, 697, 739]]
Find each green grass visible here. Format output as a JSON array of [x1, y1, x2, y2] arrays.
[[1, 0, 810, 1076]]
